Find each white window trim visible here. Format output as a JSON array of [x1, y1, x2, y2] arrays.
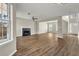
[[0, 4, 13, 46]]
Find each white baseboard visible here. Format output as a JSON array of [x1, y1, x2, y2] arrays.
[[9, 50, 17, 56]]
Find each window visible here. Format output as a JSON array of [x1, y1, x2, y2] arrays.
[[0, 3, 11, 44]]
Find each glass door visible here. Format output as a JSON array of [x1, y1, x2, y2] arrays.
[[47, 22, 57, 33]]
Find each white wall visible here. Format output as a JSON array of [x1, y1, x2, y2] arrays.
[[62, 20, 68, 34], [69, 23, 79, 34], [0, 4, 16, 56], [68, 14, 79, 34], [38, 16, 64, 38], [39, 22, 47, 34], [16, 18, 35, 37], [38, 20, 58, 34]]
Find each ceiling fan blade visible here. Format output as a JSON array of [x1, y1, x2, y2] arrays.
[[32, 16, 38, 21], [32, 16, 35, 20]]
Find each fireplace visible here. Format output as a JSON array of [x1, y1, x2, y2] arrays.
[[22, 28, 31, 36]]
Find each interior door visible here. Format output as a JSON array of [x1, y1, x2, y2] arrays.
[[47, 22, 56, 33]]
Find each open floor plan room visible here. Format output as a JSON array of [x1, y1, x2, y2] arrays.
[[1, 3, 79, 56]]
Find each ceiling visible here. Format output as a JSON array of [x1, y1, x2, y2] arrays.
[[15, 3, 79, 21]]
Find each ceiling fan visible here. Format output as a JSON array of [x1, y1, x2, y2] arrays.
[[27, 12, 38, 21], [32, 16, 38, 21]]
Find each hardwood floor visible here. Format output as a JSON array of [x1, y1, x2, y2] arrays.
[[14, 33, 79, 56]]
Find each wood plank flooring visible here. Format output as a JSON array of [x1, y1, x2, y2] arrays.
[[14, 33, 79, 56]]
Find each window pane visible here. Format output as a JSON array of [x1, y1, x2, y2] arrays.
[[1, 3, 8, 20], [2, 10, 8, 20], [0, 4, 1, 8], [2, 3, 8, 11], [2, 21, 8, 39], [0, 3, 9, 41], [0, 20, 2, 39], [0, 3, 10, 43], [0, 4, 2, 19]]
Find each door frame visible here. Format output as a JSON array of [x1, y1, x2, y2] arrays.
[[47, 20, 58, 33]]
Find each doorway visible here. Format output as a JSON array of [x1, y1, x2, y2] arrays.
[[47, 21, 57, 33]]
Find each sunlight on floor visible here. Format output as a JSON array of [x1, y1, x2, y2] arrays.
[[48, 33, 53, 37]]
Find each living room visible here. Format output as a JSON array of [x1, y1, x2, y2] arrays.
[[0, 3, 79, 56]]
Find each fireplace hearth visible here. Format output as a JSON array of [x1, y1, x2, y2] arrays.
[[22, 28, 31, 36]]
